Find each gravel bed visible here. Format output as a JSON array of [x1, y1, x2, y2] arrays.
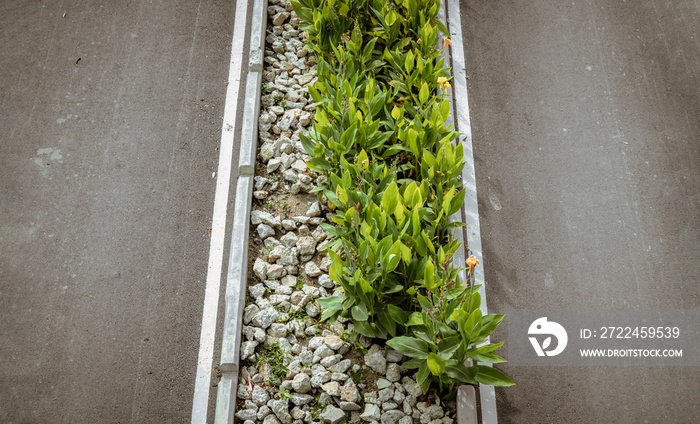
[[235, 2, 457, 423]]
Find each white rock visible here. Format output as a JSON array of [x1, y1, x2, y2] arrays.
[[249, 283, 266, 299], [306, 202, 321, 217], [243, 304, 260, 325], [253, 258, 268, 280], [267, 264, 286, 279], [268, 323, 288, 338], [327, 359, 352, 374], [304, 261, 322, 277], [280, 232, 298, 247], [321, 381, 340, 397], [260, 142, 277, 162], [280, 221, 296, 232], [251, 385, 270, 405], [380, 409, 405, 424], [318, 274, 334, 289], [241, 341, 258, 361], [279, 247, 299, 266], [386, 363, 402, 382], [291, 159, 307, 173], [257, 224, 275, 239], [267, 158, 282, 173], [360, 404, 381, 422], [320, 405, 345, 424], [291, 373, 311, 394], [268, 245, 285, 262], [301, 304, 318, 321], [252, 307, 278, 329], [273, 12, 291, 26], [296, 236, 317, 256]]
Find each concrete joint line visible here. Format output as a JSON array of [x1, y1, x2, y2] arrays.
[[443, 0, 498, 423], [214, 1, 268, 423]]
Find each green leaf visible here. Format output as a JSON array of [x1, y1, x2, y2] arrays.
[[316, 295, 342, 309], [299, 132, 316, 155], [448, 189, 466, 216], [473, 352, 507, 364], [416, 294, 432, 312], [381, 181, 399, 215], [386, 336, 430, 359], [402, 358, 423, 369], [464, 308, 483, 340], [377, 308, 396, 337], [445, 363, 477, 385], [470, 365, 515, 387], [480, 314, 505, 338], [354, 320, 377, 338], [419, 82, 429, 105], [427, 352, 446, 376], [405, 50, 414, 74], [423, 258, 436, 291], [416, 362, 430, 392], [399, 242, 411, 264], [351, 304, 369, 321], [439, 99, 450, 122], [407, 311, 423, 326], [387, 304, 408, 324]]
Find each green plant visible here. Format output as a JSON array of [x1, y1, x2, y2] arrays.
[[257, 342, 288, 384], [348, 365, 365, 384], [292, 0, 513, 398], [277, 385, 292, 400], [287, 306, 307, 322], [309, 399, 330, 421], [281, 199, 290, 211]]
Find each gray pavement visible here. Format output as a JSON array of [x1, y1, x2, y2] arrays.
[[461, 0, 699, 422], [0, 1, 238, 422]]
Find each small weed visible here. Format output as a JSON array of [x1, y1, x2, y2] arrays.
[[261, 83, 270, 96], [349, 366, 366, 385], [281, 199, 290, 211], [263, 244, 274, 256], [295, 277, 305, 290], [257, 342, 288, 384], [287, 307, 307, 322], [277, 385, 292, 401], [266, 199, 275, 209], [309, 400, 330, 421], [269, 173, 279, 182]]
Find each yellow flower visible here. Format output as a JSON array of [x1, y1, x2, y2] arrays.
[[437, 76, 451, 90], [443, 37, 452, 49], [466, 255, 479, 273]]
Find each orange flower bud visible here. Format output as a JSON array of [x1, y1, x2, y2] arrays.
[[466, 255, 479, 273]]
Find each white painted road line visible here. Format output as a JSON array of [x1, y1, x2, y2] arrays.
[[190, 0, 249, 422]]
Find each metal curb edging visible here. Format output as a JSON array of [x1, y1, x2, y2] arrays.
[[214, 1, 268, 423], [442, 0, 498, 423]]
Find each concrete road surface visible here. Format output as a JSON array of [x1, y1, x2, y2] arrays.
[[461, 0, 699, 422], [0, 1, 239, 422]]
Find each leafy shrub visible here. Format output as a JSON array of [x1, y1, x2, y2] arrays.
[[292, 0, 513, 396]]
